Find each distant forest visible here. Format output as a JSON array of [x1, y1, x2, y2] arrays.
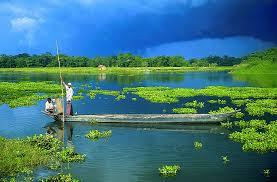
[[0, 52, 243, 68]]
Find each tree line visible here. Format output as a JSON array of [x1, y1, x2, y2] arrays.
[[0, 52, 242, 68]]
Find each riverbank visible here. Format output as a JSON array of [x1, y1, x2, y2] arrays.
[[0, 66, 233, 74]]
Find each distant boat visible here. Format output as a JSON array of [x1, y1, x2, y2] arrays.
[[42, 110, 239, 124]]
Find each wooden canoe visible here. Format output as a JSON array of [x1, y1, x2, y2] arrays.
[[42, 110, 239, 124]]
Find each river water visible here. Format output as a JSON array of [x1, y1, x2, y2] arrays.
[[0, 71, 276, 182]]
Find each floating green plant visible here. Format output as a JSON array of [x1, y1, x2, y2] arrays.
[[231, 99, 251, 107], [115, 94, 126, 101], [263, 169, 270, 177], [159, 165, 181, 177], [89, 89, 120, 99], [73, 95, 84, 100], [184, 100, 204, 108], [172, 107, 197, 114], [85, 130, 112, 141], [39, 173, 79, 182], [131, 97, 137, 101], [162, 109, 167, 113], [221, 156, 229, 163], [233, 112, 244, 119], [209, 107, 235, 114], [246, 99, 277, 116], [0, 81, 60, 108], [89, 120, 98, 125], [229, 120, 277, 153], [194, 141, 203, 149], [220, 122, 233, 129], [208, 99, 226, 104], [0, 134, 85, 179]]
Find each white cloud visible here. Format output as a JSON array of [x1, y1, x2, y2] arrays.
[[11, 17, 38, 31]]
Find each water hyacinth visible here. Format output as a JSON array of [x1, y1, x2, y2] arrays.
[[172, 107, 197, 114], [89, 89, 120, 99], [184, 100, 204, 108], [39, 173, 79, 182], [194, 141, 203, 149], [209, 107, 235, 114], [85, 130, 112, 141], [159, 165, 181, 177]]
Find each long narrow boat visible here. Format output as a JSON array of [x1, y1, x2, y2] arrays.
[[42, 110, 239, 124]]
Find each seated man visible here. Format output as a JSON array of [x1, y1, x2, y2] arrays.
[[45, 98, 55, 114]]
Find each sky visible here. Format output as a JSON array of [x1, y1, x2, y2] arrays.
[[0, 0, 276, 59]]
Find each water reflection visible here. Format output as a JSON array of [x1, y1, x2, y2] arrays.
[[233, 74, 277, 87], [43, 121, 74, 147]]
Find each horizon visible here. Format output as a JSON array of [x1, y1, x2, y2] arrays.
[[0, 0, 276, 59]]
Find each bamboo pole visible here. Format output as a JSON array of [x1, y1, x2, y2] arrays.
[[56, 41, 65, 124]]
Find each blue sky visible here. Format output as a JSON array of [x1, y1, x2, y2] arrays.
[[0, 0, 276, 59]]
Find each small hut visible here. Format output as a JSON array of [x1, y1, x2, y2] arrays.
[[98, 65, 107, 71]]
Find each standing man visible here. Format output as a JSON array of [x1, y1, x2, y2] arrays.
[[63, 81, 74, 116]]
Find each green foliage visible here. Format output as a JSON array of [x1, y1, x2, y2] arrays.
[[229, 120, 277, 153], [246, 99, 277, 116], [115, 94, 126, 101], [232, 48, 277, 74], [172, 107, 197, 114], [220, 122, 233, 129], [263, 169, 270, 177], [85, 130, 112, 141], [208, 99, 226, 104], [158, 165, 181, 177], [233, 112, 244, 119], [209, 107, 235, 114], [184, 100, 204, 108], [221, 156, 230, 163], [231, 99, 251, 107], [89, 89, 120, 99], [0, 134, 85, 179], [194, 141, 203, 150], [39, 173, 79, 182], [0, 81, 60, 108], [59, 147, 86, 163]]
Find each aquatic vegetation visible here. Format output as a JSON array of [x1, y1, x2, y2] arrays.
[[233, 112, 244, 119], [72, 95, 84, 100], [0, 134, 85, 179], [124, 86, 277, 104], [89, 120, 98, 125], [162, 109, 167, 113], [220, 122, 233, 129], [263, 169, 270, 177], [59, 147, 86, 163], [89, 89, 120, 99], [231, 99, 251, 107], [0, 81, 61, 108], [234, 120, 266, 129], [208, 99, 226, 104], [85, 130, 112, 141], [194, 141, 203, 150], [221, 156, 230, 163], [159, 165, 181, 177], [229, 121, 277, 153], [172, 107, 197, 114], [115, 94, 126, 101], [39, 173, 79, 182], [209, 107, 235, 114], [184, 100, 204, 108], [131, 97, 137, 101], [246, 99, 277, 116]]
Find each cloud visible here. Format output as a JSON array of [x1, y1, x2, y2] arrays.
[[11, 17, 38, 31], [143, 36, 275, 59]]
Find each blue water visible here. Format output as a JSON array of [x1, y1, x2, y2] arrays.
[[0, 71, 276, 182]]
